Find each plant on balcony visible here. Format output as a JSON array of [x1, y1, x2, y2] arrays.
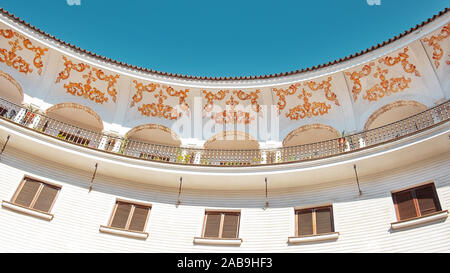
[[119, 136, 129, 154], [338, 130, 347, 145]]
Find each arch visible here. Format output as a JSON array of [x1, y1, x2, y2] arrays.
[[204, 131, 259, 150], [364, 100, 428, 131], [126, 124, 181, 146], [45, 103, 104, 132], [0, 70, 24, 105], [282, 124, 341, 147]]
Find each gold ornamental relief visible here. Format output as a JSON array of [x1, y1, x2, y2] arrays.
[[0, 29, 48, 75], [272, 77, 339, 120], [202, 89, 261, 125], [345, 47, 420, 102], [130, 80, 189, 120], [55, 56, 119, 104], [422, 22, 450, 69]]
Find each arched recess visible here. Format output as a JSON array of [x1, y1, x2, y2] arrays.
[[45, 103, 104, 132], [364, 100, 428, 131], [126, 124, 182, 147], [0, 70, 24, 105], [204, 131, 259, 150], [283, 124, 340, 147]]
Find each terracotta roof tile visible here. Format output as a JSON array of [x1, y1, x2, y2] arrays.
[[0, 7, 448, 81]]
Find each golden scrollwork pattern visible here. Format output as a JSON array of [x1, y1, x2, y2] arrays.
[[422, 22, 450, 69], [130, 80, 189, 120], [345, 47, 420, 102], [272, 77, 339, 120], [55, 56, 119, 104], [202, 89, 261, 124], [0, 28, 48, 75]]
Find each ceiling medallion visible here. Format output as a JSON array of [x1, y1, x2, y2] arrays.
[[422, 22, 450, 69], [56, 56, 119, 104], [272, 77, 339, 120], [202, 89, 261, 124], [131, 80, 189, 120], [345, 47, 421, 102], [0, 28, 48, 75]]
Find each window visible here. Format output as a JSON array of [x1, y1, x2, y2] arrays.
[[295, 206, 334, 236], [202, 211, 240, 239], [107, 200, 151, 233], [392, 183, 442, 221], [11, 177, 60, 213]]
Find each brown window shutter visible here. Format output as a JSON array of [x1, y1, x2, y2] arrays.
[[297, 209, 313, 236], [128, 205, 150, 232], [315, 207, 333, 234], [222, 213, 239, 239], [394, 191, 417, 220], [32, 184, 59, 213], [415, 186, 439, 216], [14, 179, 40, 207], [204, 213, 221, 238], [110, 202, 132, 229]]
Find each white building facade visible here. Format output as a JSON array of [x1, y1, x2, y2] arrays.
[[0, 8, 449, 252]]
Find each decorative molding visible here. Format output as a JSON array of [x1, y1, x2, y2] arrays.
[[126, 123, 181, 144], [0, 70, 23, 97], [202, 89, 261, 124], [130, 80, 189, 120], [345, 47, 421, 102], [282, 124, 340, 147], [204, 130, 258, 149], [0, 28, 48, 75], [272, 77, 339, 120], [45, 102, 103, 130], [364, 100, 428, 131], [422, 22, 450, 68], [55, 56, 119, 104]]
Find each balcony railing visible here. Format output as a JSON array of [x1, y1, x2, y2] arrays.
[[0, 97, 449, 167]]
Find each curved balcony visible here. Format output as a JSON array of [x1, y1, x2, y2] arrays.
[[0, 97, 449, 167]]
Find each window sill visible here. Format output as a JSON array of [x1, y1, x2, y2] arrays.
[[193, 237, 243, 246], [1, 200, 53, 221], [391, 210, 448, 230], [288, 232, 339, 244], [99, 225, 149, 240]]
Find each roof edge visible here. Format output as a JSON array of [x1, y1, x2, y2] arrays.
[[0, 7, 448, 81]]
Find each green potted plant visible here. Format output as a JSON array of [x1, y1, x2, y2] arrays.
[[119, 135, 129, 154], [338, 130, 347, 145]]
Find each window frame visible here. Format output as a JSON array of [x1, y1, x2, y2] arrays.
[[201, 210, 241, 239], [295, 205, 335, 237], [10, 176, 61, 214], [392, 182, 442, 222], [106, 198, 151, 233]]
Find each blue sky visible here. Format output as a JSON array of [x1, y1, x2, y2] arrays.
[[0, 0, 448, 77]]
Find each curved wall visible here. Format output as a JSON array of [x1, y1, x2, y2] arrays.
[[0, 145, 448, 252], [0, 9, 448, 147], [0, 8, 449, 253]]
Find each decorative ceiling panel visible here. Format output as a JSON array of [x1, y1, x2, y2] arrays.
[[55, 56, 120, 104], [0, 28, 48, 75], [130, 79, 190, 120], [344, 47, 421, 102], [272, 76, 340, 120]]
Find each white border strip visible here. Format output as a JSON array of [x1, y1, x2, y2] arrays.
[[2, 200, 53, 220], [288, 232, 339, 244], [193, 237, 243, 246], [391, 211, 448, 230], [99, 225, 149, 239]]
